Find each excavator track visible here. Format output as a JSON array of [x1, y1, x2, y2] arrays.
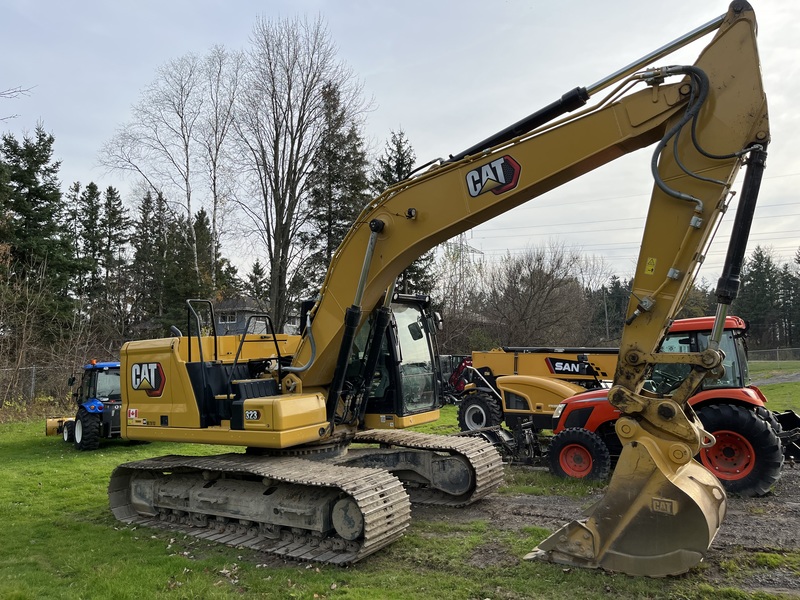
[[349, 430, 504, 506], [108, 453, 411, 565]]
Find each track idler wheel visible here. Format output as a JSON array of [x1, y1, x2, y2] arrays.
[[527, 417, 726, 577]]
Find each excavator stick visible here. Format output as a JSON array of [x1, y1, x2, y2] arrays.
[[528, 1, 769, 576]]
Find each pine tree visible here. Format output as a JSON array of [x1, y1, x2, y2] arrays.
[[371, 130, 435, 295], [301, 83, 370, 295], [100, 186, 130, 288], [191, 207, 240, 300], [97, 186, 132, 341], [129, 191, 170, 334], [77, 182, 104, 301], [0, 127, 78, 329], [245, 259, 269, 307], [371, 130, 416, 196], [733, 246, 782, 348]]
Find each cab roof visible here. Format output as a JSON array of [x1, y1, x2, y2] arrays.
[[83, 361, 120, 371], [669, 315, 746, 333]]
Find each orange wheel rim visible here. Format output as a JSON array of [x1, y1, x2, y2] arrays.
[[559, 444, 592, 478], [700, 430, 756, 480]]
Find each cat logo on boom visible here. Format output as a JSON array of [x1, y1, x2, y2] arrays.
[[465, 155, 521, 198], [130, 362, 166, 397]]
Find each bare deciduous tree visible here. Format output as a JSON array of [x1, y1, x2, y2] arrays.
[[234, 15, 368, 328], [103, 45, 243, 296], [433, 234, 486, 353], [1, 85, 32, 122], [198, 46, 244, 288], [101, 54, 206, 286], [478, 242, 591, 346]]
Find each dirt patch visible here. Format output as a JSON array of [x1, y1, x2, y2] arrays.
[[413, 464, 800, 589], [467, 541, 520, 569]]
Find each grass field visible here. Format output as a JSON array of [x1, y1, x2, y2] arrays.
[[4, 417, 797, 600], [0, 365, 798, 599], [750, 360, 800, 413]]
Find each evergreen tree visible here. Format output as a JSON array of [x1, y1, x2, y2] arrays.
[[64, 182, 83, 269], [96, 186, 132, 341], [193, 208, 217, 296], [161, 213, 203, 328], [100, 186, 130, 288], [733, 246, 782, 348], [193, 207, 240, 300], [77, 182, 104, 300], [371, 130, 416, 195], [777, 261, 799, 347], [371, 130, 435, 295], [676, 280, 716, 319], [587, 276, 631, 344], [129, 191, 170, 334], [0, 127, 78, 329], [300, 83, 370, 295], [245, 259, 269, 307]]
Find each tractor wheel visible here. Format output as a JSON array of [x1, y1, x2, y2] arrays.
[[62, 420, 75, 443], [457, 392, 503, 431], [74, 408, 101, 451], [696, 403, 784, 497], [548, 428, 611, 480]]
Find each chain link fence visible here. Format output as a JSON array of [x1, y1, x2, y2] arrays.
[[0, 365, 72, 406], [748, 348, 800, 361]]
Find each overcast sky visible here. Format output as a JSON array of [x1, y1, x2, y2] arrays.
[[3, 0, 798, 285]]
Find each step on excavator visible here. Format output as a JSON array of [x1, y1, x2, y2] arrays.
[[110, 1, 769, 577]]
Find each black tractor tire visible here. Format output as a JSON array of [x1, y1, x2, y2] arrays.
[[754, 405, 783, 434], [74, 407, 101, 451], [457, 392, 503, 431], [696, 403, 784, 497], [62, 420, 75, 443], [548, 428, 611, 480]]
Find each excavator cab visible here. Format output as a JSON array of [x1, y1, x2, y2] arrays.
[[357, 294, 443, 429]]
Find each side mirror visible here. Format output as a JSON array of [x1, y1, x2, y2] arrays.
[[408, 322, 423, 341], [67, 376, 75, 387]]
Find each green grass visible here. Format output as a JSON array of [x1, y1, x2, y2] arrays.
[[748, 359, 800, 413], [0, 418, 797, 599], [749, 360, 800, 380], [758, 383, 799, 413]]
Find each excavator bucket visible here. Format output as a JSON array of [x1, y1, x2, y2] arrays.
[[527, 426, 726, 577]]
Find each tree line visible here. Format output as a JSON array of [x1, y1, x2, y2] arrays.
[[434, 241, 797, 356], [0, 15, 793, 405]]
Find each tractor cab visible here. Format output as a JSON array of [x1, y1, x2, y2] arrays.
[[646, 316, 749, 394]]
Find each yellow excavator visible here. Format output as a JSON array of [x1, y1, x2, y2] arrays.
[[111, 1, 769, 577]]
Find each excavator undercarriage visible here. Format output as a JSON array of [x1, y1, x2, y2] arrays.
[[109, 432, 503, 565]]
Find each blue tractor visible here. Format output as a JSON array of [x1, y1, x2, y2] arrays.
[[49, 361, 122, 450]]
